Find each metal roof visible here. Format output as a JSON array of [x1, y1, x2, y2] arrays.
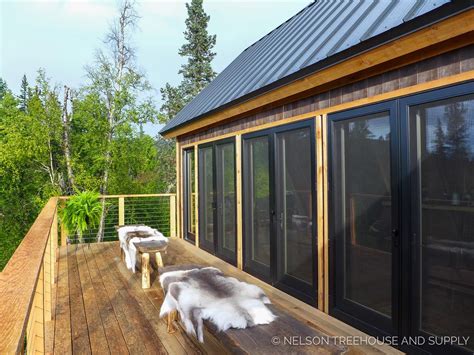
[[161, 0, 470, 135]]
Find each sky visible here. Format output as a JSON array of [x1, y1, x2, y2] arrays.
[[0, 0, 309, 136]]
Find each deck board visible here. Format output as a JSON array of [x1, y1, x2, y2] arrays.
[[81, 244, 129, 355], [90, 243, 165, 355], [52, 240, 401, 354], [68, 245, 91, 355], [75, 245, 110, 354]]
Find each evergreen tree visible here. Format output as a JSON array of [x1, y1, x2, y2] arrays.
[[179, 0, 216, 98], [0, 78, 8, 101], [19, 74, 29, 112], [159, 0, 216, 123]]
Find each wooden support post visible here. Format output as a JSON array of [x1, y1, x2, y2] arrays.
[[316, 116, 325, 311], [44, 235, 52, 322], [194, 144, 199, 248], [141, 253, 150, 289], [236, 135, 243, 270], [322, 114, 329, 314], [51, 209, 58, 285], [175, 142, 181, 239], [60, 200, 68, 246], [155, 252, 164, 268], [118, 197, 125, 226], [170, 195, 176, 238]]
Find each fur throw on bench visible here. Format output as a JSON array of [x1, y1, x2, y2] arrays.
[[159, 265, 276, 343], [117, 225, 168, 272]]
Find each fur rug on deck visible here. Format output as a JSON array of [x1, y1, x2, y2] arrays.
[[159, 265, 276, 343], [117, 225, 168, 272]]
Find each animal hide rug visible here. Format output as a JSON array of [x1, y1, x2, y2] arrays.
[[159, 265, 276, 343]]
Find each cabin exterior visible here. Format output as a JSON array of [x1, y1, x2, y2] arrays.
[[161, 1, 474, 354]]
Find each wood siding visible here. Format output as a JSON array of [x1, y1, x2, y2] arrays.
[[178, 45, 474, 145]]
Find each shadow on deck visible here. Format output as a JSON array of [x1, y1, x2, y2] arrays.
[[51, 239, 401, 354]]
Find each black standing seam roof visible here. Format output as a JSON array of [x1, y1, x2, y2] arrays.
[[160, 0, 474, 135]]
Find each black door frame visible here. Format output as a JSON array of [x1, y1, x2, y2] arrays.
[[242, 118, 318, 305], [328, 100, 401, 338], [182, 147, 196, 244], [399, 81, 474, 355], [198, 137, 237, 266], [329, 81, 474, 355]]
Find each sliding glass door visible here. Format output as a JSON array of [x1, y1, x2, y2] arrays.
[[330, 101, 399, 335], [330, 82, 474, 354], [183, 148, 196, 243], [402, 84, 474, 354], [243, 119, 317, 303], [198, 139, 237, 264]]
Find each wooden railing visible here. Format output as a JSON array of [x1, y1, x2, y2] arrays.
[[59, 194, 177, 244], [0, 193, 176, 354]]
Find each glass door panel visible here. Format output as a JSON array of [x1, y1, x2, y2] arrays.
[[408, 93, 474, 353], [330, 102, 397, 334], [243, 119, 317, 303], [199, 146, 215, 252], [216, 141, 236, 262], [183, 148, 196, 243], [275, 127, 315, 296], [243, 136, 271, 279]]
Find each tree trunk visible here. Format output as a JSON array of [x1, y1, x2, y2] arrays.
[[96, 122, 113, 242], [62, 86, 76, 194]]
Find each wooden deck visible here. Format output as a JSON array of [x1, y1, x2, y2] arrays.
[[50, 239, 402, 354]]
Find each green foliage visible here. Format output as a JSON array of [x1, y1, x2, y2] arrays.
[[158, 83, 187, 124], [159, 0, 216, 123], [60, 191, 103, 242], [0, 2, 179, 266]]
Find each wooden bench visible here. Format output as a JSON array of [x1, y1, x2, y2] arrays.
[[134, 240, 168, 289], [119, 231, 168, 289]]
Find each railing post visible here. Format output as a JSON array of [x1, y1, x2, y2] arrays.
[[51, 208, 57, 285], [118, 196, 125, 226], [60, 199, 68, 246], [170, 195, 176, 237]]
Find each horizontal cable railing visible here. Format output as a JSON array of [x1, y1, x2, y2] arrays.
[[60, 194, 176, 244], [0, 193, 176, 353]]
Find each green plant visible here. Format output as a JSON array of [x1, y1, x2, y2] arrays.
[[60, 191, 103, 243]]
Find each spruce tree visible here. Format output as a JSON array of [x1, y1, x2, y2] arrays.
[[159, 0, 216, 123], [19, 74, 29, 112], [179, 0, 216, 98]]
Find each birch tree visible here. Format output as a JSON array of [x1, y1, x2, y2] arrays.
[[61, 86, 76, 193], [86, 0, 156, 241]]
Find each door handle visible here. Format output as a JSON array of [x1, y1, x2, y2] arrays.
[[392, 229, 400, 247]]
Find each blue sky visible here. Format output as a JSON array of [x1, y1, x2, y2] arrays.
[[0, 0, 309, 136]]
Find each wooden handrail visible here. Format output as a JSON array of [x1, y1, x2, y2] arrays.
[[0, 197, 58, 354]]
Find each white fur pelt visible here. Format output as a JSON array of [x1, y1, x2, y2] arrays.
[[117, 225, 168, 272], [159, 265, 276, 343]]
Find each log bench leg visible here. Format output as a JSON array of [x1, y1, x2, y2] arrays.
[[167, 310, 178, 334], [155, 251, 164, 268], [142, 253, 150, 289]]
